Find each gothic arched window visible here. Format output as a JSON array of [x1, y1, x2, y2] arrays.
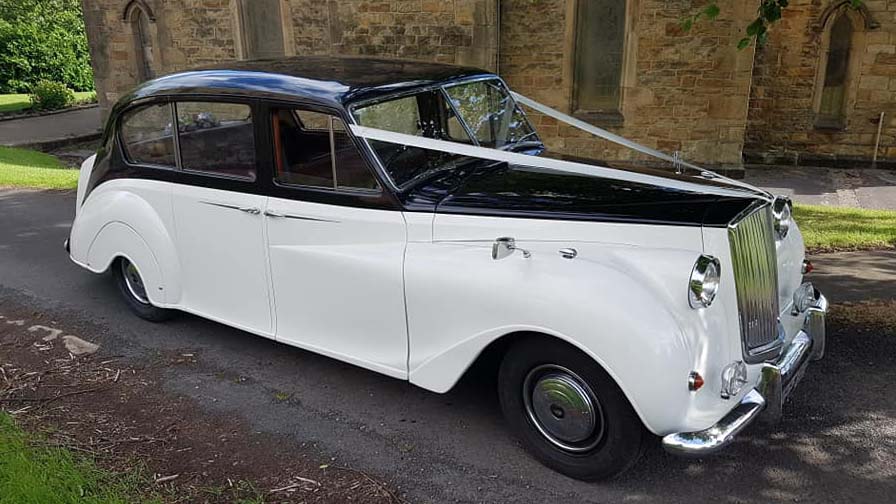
[[817, 12, 853, 126], [124, 1, 156, 82]]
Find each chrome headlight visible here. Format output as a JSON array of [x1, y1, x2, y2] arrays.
[[772, 196, 792, 240], [688, 255, 721, 309]]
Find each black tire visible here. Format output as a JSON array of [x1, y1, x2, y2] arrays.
[[113, 257, 174, 322], [498, 336, 646, 481]]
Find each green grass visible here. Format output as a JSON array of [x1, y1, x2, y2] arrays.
[[0, 92, 96, 114], [0, 413, 159, 504], [795, 203, 896, 252], [0, 146, 79, 189]]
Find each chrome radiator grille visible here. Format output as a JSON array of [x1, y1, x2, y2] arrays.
[[728, 204, 781, 363]]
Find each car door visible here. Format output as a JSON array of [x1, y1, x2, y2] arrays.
[[170, 100, 274, 336], [264, 106, 409, 378]]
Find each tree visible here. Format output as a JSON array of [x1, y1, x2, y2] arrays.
[[684, 0, 865, 48], [0, 0, 94, 93]]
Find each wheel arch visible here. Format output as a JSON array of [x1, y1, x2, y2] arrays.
[[70, 185, 181, 305], [409, 327, 673, 435]]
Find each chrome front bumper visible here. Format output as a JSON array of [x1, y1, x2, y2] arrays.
[[662, 289, 828, 457]]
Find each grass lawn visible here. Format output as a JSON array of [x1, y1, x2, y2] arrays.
[[795, 203, 896, 252], [0, 92, 96, 114], [0, 146, 79, 190], [0, 413, 157, 504]]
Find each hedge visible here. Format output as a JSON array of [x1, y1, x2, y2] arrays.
[[0, 0, 94, 94]]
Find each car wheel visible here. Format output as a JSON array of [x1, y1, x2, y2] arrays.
[[498, 336, 646, 481], [114, 257, 173, 322]]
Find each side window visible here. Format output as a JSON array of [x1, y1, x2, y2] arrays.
[[273, 108, 379, 191], [353, 96, 421, 136], [120, 103, 176, 167], [176, 102, 256, 181]]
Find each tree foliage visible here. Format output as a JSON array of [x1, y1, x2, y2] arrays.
[[684, 0, 865, 49], [0, 0, 94, 93]]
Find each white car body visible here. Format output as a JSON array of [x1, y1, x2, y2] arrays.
[[68, 58, 827, 476]]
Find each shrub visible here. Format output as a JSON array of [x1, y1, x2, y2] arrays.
[[0, 0, 94, 94], [29, 81, 75, 111]]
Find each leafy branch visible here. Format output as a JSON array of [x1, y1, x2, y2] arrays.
[[682, 0, 864, 49]]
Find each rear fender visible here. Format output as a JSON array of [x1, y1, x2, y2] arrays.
[[70, 183, 180, 305]]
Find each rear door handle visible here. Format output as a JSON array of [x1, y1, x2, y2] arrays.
[[239, 206, 261, 215]]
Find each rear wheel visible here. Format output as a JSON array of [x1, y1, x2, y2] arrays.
[[498, 336, 645, 480], [114, 257, 173, 322]]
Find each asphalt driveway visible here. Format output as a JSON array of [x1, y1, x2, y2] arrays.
[[1, 188, 893, 503]]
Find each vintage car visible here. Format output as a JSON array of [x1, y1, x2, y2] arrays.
[[67, 56, 827, 480]]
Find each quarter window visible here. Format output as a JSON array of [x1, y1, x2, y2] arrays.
[[176, 102, 256, 180], [120, 103, 176, 167], [272, 109, 379, 191]]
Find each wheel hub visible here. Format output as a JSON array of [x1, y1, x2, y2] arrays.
[[121, 259, 150, 305], [523, 365, 604, 452]]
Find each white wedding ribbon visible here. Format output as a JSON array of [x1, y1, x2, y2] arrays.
[[348, 93, 767, 199], [510, 92, 764, 194]]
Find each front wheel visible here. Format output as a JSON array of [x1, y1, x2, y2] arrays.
[[498, 337, 646, 480], [113, 257, 173, 322]]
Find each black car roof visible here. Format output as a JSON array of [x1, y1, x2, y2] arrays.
[[117, 56, 493, 112]]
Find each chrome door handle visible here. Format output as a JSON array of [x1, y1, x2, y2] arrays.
[[239, 207, 261, 215]]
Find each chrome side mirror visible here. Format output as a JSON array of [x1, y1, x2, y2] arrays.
[[492, 237, 531, 260]]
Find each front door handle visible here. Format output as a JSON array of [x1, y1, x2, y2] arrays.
[[239, 206, 261, 215]]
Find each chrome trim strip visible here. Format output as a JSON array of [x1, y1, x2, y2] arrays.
[[199, 200, 260, 214], [263, 210, 339, 223]]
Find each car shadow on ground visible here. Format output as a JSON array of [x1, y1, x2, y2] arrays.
[[76, 270, 895, 503]]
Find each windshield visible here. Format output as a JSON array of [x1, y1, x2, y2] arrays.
[[352, 79, 539, 188]]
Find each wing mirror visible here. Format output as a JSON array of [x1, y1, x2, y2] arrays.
[[492, 237, 531, 260]]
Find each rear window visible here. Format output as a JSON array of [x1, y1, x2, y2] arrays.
[[120, 103, 176, 167]]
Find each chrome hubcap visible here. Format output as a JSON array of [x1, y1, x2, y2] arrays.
[[523, 365, 604, 452], [121, 259, 149, 305]]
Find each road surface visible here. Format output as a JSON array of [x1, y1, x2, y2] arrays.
[[1, 188, 893, 503]]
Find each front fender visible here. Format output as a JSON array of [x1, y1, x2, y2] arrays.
[[406, 239, 737, 435]]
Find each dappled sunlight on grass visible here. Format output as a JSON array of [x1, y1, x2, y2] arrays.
[[0, 146, 78, 190], [0, 92, 96, 114], [795, 204, 896, 252]]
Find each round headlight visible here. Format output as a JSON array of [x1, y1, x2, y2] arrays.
[[773, 196, 792, 240], [688, 255, 721, 309]]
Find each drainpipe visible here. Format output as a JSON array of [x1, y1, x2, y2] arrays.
[[873, 111, 885, 168], [495, 0, 501, 74]]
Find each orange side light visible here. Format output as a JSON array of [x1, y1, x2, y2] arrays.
[[688, 372, 705, 392]]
